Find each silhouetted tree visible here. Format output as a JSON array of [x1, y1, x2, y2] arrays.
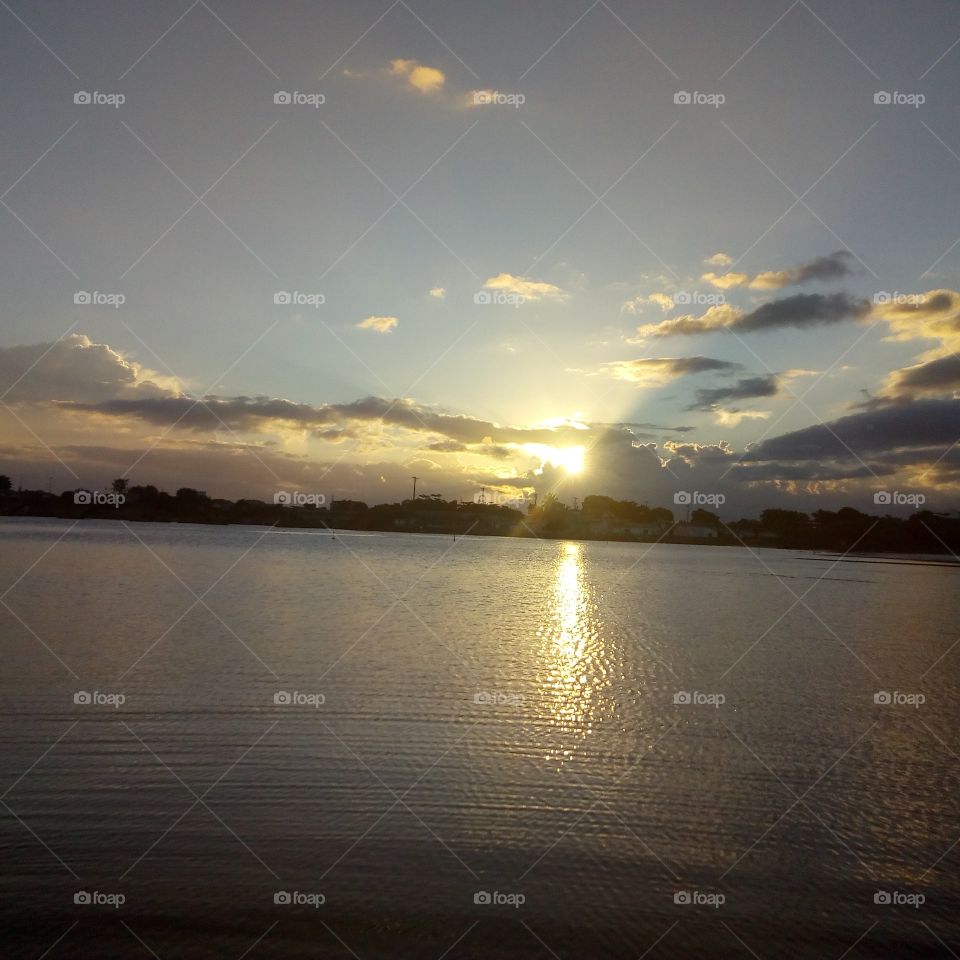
[[691, 508, 721, 527], [175, 487, 209, 503]]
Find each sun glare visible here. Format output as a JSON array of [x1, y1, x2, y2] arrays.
[[525, 444, 586, 475]]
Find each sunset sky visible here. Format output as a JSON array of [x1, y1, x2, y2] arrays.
[[2, 0, 959, 515]]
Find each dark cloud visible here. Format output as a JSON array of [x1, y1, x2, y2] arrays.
[[638, 292, 871, 338], [602, 355, 741, 384], [733, 462, 891, 482], [624, 356, 739, 375], [687, 375, 780, 411], [0, 334, 171, 404], [736, 293, 870, 332], [68, 393, 589, 447], [885, 355, 960, 398], [755, 251, 857, 289], [597, 421, 697, 433], [743, 398, 960, 463]]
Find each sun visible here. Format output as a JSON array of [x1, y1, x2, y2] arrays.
[[550, 446, 586, 475], [525, 444, 586, 475]]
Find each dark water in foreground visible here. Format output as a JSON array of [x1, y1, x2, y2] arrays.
[[1, 517, 958, 958]]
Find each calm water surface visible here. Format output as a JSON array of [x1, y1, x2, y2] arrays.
[[1, 517, 958, 958]]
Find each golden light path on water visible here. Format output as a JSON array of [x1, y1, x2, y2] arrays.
[[537, 542, 606, 767]]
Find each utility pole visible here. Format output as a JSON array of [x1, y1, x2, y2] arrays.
[[411, 476, 419, 501]]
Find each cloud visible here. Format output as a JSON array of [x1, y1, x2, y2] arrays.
[[389, 58, 445, 94], [750, 251, 857, 289], [622, 292, 674, 314], [427, 439, 467, 452], [686, 374, 780, 411], [631, 303, 740, 339], [713, 409, 772, 426], [704, 252, 734, 267], [356, 316, 398, 334], [883, 354, 960, 399], [64, 391, 599, 451], [873, 289, 960, 356], [602, 356, 740, 385], [0, 333, 179, 404], [701, 271, 750, 289], [701, 251, 856, 290], [867, 290, 960, 399], [742, 397, 960, 463], [604, 420, 697, 434], [634, 292, 871, 339], [428, 286, 446, 300], [8, 333, 959, 512], [482, 273, 568, 302]]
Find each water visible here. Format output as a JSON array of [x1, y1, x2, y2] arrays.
[[1, 517, 958, 958]]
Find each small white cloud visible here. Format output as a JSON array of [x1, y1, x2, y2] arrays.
[[705, 253, 734, 267], [483, 273, 568, 302], [357, 316, 398, 334]]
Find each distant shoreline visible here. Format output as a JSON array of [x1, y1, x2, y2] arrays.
[[2, 484, 958, 557], [5, 512, 960, 562]]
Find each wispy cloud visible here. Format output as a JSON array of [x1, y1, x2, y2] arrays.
[[702, 251, 856, 290], [602, 356, 740, 385], [633, 293, 871, 339], [483, 273, 568, 302]]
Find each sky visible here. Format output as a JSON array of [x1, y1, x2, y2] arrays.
[[1, 0, 959, 516]]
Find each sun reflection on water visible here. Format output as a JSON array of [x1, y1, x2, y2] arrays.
[[538, 541, 604, 766]]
